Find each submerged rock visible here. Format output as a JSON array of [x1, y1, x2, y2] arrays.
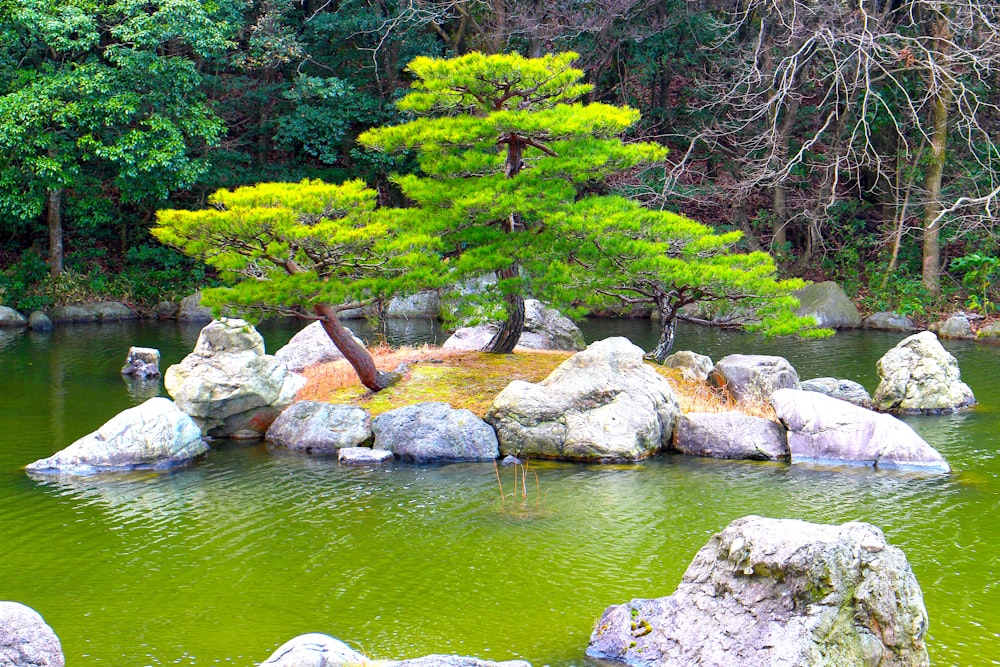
[[793, 281, 862, 328], [799, 377, 872, 408], [709, 354, 800, 403], [25, 397, 206, 476], [771, 389, 949, 473], [872, 331, 975, 414], [165, 318, 306, 437], [266, 402, 372, 454], [0, 601, 64, 667], [672, 412, 787, 460], [442, 299, 585, 352], [588, 515, 930, 667], [373, 402, 499, 463], [338, 447, 394, 465], [485, 337, 680, 461]]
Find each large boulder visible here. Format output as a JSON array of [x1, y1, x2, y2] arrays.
[[709, 354, 800, 403], [872, 331, 975, 414], [165, 319, 306, 437], [0, 306, 27, 328], [672, 412, 787, 460], [442, 299, 585, 352], [771, 389, 949, 473], [799, 377, 872, 408], [373, 402, 498, 463], [793, 281, 861, 329], [588, 515, 930, 667], [485, 338, 680, 461], [273, 321, 366, 372], [266, 402, 372, 454], [662, 350, 714, 381], [0, 601, 64, 667], [863, 311, 915, 332], [25, 397, 206, 476]]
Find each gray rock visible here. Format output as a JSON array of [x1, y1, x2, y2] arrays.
[[48, 302, 135, 322], [0, 306, 27, 328], [662, 350, 714, 381], [373, 402, 498, 463], [442, 299, 585, 352], [121, 346, 161, 378], [165, 319, 306, 437], [0, 601, 64, 667], [386, 291, 441, 318], [709, 354, 800, 403], [485, 338, 680, 461], [338, 447, 394, 465], [977, 321, 1000, 339], [673, 412, 788, 460], [872, 331, 975, 414], [153, 301, 179, 319], [863, 311, 915, 332], [177, 292, 213, 321], [793, 281, 861, 328], [936, 314, 973, 339], [259, 633, 367, 667], [771, 389, 949, 472], [800, 377, 872, 408], [28, 311, 53, 331], [44, 305, 93, 323], [274, 321, 367, 372], [25, 397, 207, 476], [588, 515, 930, 667], [90, 301, 137, 320], [266, 402, 372, 454]]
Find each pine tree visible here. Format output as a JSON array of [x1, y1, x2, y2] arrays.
[[359, 51, 666, 352], [153, 179, 441, 391]]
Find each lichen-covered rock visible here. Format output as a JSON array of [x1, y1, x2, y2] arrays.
[[259, 633, 367, 667], [165, 319, 306, 437], [672, 412, 787, 460], [587, 516, 930, 667], [0, 601, 64, 667], [709, 354, 800, 403], [485, 338, 680, 461], [0, 306, 27, 328], [338, 447, 394, 465], [662, 350, 714, 381], [442, 299, 584, 352], [771, 389, 949, 473], [872, 331, 975, 414], [25, 397, 206, 476], [274, 321, 367, 372], [863, 311, 915, 332], [266, 402, 372, 454], [935, 314, 973, 339], [373, 402, 499, 463], [799, 377, 872, 408], [793, 281, 861, 329]]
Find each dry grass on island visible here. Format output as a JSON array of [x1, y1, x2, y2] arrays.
[[296, 344, 776, 420]]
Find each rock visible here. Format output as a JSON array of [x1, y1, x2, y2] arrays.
[[872, 331, 976, 414], [484, 337, 680, 461], [259, 633, 367, 667], [25, 397, 207, 476], [977, 321, 1000, 339], [793, 281, 862, 328], [384, 657, 532, 667], [709, 354, 800, 403], [28, 311, 53, 331], [153, 301, 179, 319], [863, 311, 915, 332], [662, 350, 714, 381], [274, 321, 366, 372], [800, 377, 872, 408], [373, 402, 498, 463], [588, 515, 930, 667], [177, 292, 213, 321], [0, 306, 27, 328], [90, 301, 137, 321], [164, 319, 306, 437], [442, 299, 585, 352], [266, 402, 372, 454], [48, 302, 136, 323], [121, 346, 161, 378], [46, 305, 96, 323], [673, 412, 787, 460], [771, 389, 949, 472], [338, 447, 394, 465], [0, 601, 64, 667], [386, 290, 441, 318], [936, 314, 973, 339]]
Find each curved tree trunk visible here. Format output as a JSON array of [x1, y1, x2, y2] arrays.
[[313, 303, 393, 392], [486, 265, 525, 353], [646, 315, 677, 364]]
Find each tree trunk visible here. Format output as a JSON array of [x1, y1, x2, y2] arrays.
[[487, 265, 525, 353], [922, 82, 950, 299], [47, 187, 63, 277], [312, 303, 393, 392], [646, 313, 677, 363]]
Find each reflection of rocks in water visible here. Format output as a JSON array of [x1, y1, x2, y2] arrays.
[[0, 328, 24, 351], [122, 374, 163, 401]]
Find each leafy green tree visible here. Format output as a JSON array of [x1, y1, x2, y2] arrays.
[[153, 179, 440, 392], [359, 51, 666, 352], [0, 0, 237, 275], [552, 196, 827, 361]]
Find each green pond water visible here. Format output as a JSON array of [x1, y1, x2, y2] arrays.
[[1, 318, 998, 666]]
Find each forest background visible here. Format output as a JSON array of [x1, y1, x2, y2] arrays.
[[2, 0, 999, 323]]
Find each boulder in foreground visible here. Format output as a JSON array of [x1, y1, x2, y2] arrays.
[[0, 601, 64, 667], [588, 515, 929, 667]]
